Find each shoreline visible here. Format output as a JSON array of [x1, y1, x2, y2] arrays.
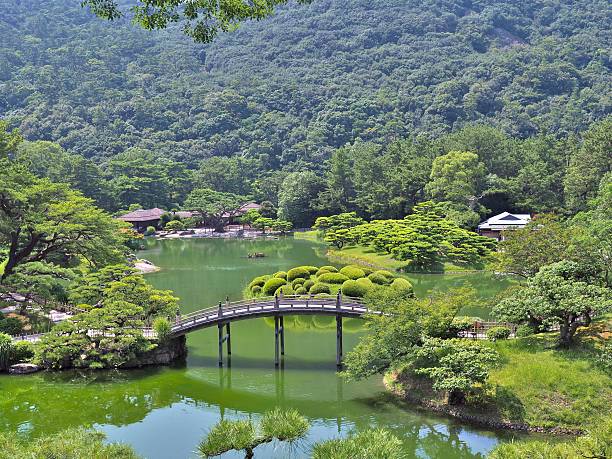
[[383, 372, 583, 436]]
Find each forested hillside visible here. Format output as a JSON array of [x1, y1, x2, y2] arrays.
[[1, 0, 610, 167]]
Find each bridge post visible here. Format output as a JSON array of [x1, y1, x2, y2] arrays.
[[336, 291, 341, 309], [226, 322, 231, 356], [336, 314, 343, 367], [274, 315, 280, 367], [218, 301, 223, 318], [279, 316, 285, 356], [274, 294, 279, 310], [218, 322, 224, 367]]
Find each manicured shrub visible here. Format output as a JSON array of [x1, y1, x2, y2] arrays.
[[368, 272, 389, 285], [360, 266, 374, 275], [273, 271, 287, 280], [251, 285, 262, 295], [303, 266, 319, 275], [295, 286, 307, 295], [356, 277, 374, 288], [263, 278, 287, 295], [248, 275, 270, 290], [11, 340, 34, 363], [276, 285, 295, 296], [153, 317, 172, 342], [309, 283, 331, 294], [449, 316, 475, 334], [316, 268, 331, 276], [375, 270, 395, 279], [164, 220, 185, 231], [303, 279, 315, 291], [339, 265, 366, 280], [390, 277, 413, 292], [144, 226, 156, 236], [487, 326, 511, 340], [341, 280, 370, 297], [516, 324, 535, 338], [318, 265, 338, 273], [291, 277, 305, 287], [287, 267, 311, 282], [317, 272, 349, 284], [0, 316, 23, 335]]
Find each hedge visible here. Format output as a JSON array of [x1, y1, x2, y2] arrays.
[[291, 277, 306, 287], [309, 283, 331, 294], [487, 326, 511, 340], [273, 271, 287, 280], [516, 324, 534, 338], [317, 272, 350, 284], [303, 279, 315, 291], [287, 267, 311, 282], [391, 277, 413, 292], [368, 272, 390, 285], [318, 265, 338, 273], [276, 285, 295, 296], [262, 277, 287, 295], [339, 265, 366, 280], [341, 279, 370, 298]]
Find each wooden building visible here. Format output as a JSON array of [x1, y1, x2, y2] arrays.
[[477, 212, 531, 241]]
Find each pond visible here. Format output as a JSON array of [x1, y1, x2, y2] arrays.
[[0, 237, 521, 458]]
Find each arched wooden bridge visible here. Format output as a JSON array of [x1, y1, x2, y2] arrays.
[[172, 293, 375, 367]]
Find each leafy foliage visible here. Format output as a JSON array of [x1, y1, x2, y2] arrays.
[[311, 428, 405, 459]]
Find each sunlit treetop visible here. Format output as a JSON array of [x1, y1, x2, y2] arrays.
[[82, 0, 311, 43]]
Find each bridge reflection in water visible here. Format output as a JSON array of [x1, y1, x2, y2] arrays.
[[172, 293, 375, 367]]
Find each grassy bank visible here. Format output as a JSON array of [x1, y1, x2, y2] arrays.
[[292, 230, 322, 243], [388, 324, 611, 433]]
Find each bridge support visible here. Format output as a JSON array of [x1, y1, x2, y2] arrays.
[[280, 316, 285, 356], [336, 314, 343, 367], [218, 322, 231, 366], [274, 315, 285, 367]]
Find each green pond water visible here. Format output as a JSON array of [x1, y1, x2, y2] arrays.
[[0, 237, 522, 458]]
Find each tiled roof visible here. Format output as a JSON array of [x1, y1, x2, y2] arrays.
[[478, 212, 531, 230], [118, 208, 166, 222]]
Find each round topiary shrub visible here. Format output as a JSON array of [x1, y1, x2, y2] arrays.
[[360, 266, 374, 276], [317, 272, 350, 284], [487, 326, 511, 340], [273, 271, 287, 280], [375, 270, 396, 279], [316, 268, 331, 276], [339, 265, 366, 280], [516, 324, 534, 338], [391, 277, 413, 292], [318, 265, 338, 273], [295, 286, 307, 295], [144, 226, 156, 236], [248, 275, 270, 290], [356, 277, 374, 289], [251, 285, 262, 295], [341, 279, 370, 298], [303, 279, 315, 291], [276, 284, 295, 296], [309, 283, 331, 294], [262, 277, 287, 295], [303, 266, 319, 275], [291, 277, 305, 287], [287, 267, 311, 282], [368, 272, 390, 285]]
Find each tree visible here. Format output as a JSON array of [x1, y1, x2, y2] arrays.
[[0, 160, 128, 282], [252, 217, 274, 233], [84, 0, 311, 43], [183, 188, 245, 231], [270, 219, 292, 234], [197, 409, 308, 458], [565, 117, 612, 211], [496, 214, 571, 278], [0, 120, 22, 159], [313, 212, 365, 234], [277, 171, 325, 227], [410, 337, 499, 405], [493, 261, 612, 346]]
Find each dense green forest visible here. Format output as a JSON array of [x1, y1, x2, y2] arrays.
[[2, 0, 610, 165]]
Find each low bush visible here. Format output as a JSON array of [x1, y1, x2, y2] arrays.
[[153, 317, 172, 342], [273, 271, 287, 280], [515, 324, 535, 338], [276, 285, 295, 296], [262, 278, 287, 295], [303, 266, 319, 275], [248, 275, 269, 289], [295, 286, 307, 295], [360, 266, 374, 276], [164, 220, 185, 231], [287, 267, 312, 282], [368, 272, 390, 285], [144, 226, 156, 236], [487, 326, 511, 340], [309, 283, 331, 294], [0, 316, 23, 335], [291, 277, 305, 287], [317, 272, 349, 284], [390, 277, 413, 292], [251, 285, 262, 295], [375, 270, 395, 279], [339, 266, 366, 280], [11, 341, 34, 363], [303, 279, 315, 291], [315, 268, 331, 276], [449, 316, 475, 336], [341, 280, 370, 297], [318, 265, 338, 273], [356, 277, 374, 288]]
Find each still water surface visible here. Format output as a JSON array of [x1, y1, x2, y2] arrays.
[[0, 238, 520, 458]]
